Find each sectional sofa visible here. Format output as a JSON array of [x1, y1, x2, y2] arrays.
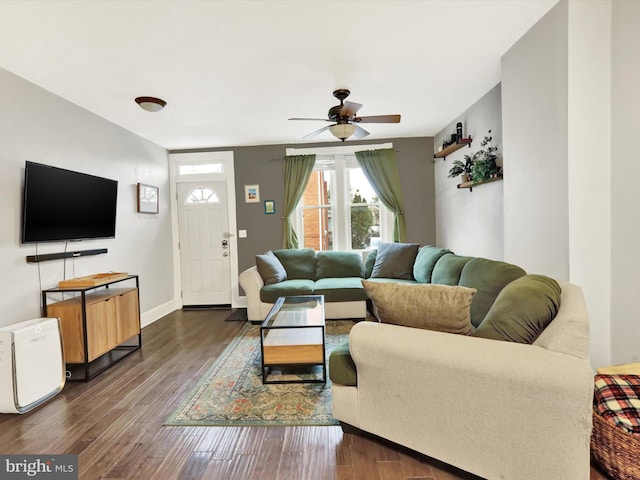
[[239, 243, 594, 480]]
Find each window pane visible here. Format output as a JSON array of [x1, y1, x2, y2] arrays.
[[302, 171, 330, 207], [351, 203, 379, 250], [349, 168, 376, 203], [179, 163, 223, 175], [303, 207, 332, 251], [185, 187, 220, 204]]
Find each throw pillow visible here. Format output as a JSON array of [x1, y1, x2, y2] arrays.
[[473, 274, 561, 344], [255, 251, 287, 285], [363, 249, 377, 279], [362, 280, 476, 335], [458, 258, 527, 328], [370, 242, 420, 280], [316, 251, 363, 279], [272, 248, 316, 279], [413, 245, 451, 283]]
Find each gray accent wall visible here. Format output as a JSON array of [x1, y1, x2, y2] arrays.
[[434, 84, 503, 259], [0, 67, 174, 328], [173, 136, 435, 275]]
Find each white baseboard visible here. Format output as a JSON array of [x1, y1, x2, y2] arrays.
[[141, 298, 181, 329]]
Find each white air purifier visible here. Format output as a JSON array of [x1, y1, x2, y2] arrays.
[[0, 317, 66, 413]]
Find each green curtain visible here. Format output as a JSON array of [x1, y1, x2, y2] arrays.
[[282, 154, 316, 248], [355, 148, 407, 242]]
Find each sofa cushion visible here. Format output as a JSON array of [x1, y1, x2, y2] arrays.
[[362, 278, 417, 285], [361, 280, 475, 335], [370, 242, 420, 280], [363, 249, 377, 278], [255, 250, 287, 285], [328, 340, 357, 386], [413, 246, 451, 284], [260, 279, 315, 303], [316, 251, 363, 279], [473, 274, 561, 344], [431, 253, 473, 285], [314, 277, 369, 302], [273, 248, 316, 280], [459, 258, 527, 328]]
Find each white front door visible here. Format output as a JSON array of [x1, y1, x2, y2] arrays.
[[177, 181, 231, 306]]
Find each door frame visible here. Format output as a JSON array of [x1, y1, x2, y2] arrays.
[[169, 151, 240, 308]]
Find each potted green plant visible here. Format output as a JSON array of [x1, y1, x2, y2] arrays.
[[470, 130, 501, 185], [447, 156, 473, 183]]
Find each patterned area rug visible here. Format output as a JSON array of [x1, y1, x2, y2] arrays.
[[164, 320, 354, 427]]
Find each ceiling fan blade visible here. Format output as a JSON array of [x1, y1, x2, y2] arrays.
[[352, 124, 369, 139], [289, 117, 331, 121], [340, 101, 363, 118], [353, 114, 401, 124], [303, 125, 330, 139]]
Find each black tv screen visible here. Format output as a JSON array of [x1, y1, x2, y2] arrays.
[[22, 161, 118, 243]]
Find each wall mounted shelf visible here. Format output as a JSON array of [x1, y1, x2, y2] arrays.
[[457, 175, 503, 192], [434, 137, 472, 160]]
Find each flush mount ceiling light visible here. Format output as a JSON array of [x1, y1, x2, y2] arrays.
[[135, 96, 166, 112], [329, 123, 356, 142]]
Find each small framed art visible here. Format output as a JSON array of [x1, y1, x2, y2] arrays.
[[137, 183, 159, 214], [264, 200, 275, 214], [245, 184, 260, 203]]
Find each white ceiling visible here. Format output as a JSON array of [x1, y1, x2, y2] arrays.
[[0, 0, 557, 150]]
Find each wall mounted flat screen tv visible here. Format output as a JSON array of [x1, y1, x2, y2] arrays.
[[22, 161, 118, 243]]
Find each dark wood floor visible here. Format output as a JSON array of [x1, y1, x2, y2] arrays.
[[0, 309, 610, 480]]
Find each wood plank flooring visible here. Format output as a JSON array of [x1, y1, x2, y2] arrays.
[[0, 309, 610, 479]]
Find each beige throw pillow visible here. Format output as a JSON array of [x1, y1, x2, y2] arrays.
[[362, 280, 476, 335]]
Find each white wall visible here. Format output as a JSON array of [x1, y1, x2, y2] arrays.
[[611, 0, 640, 364], [502, 0, 569, 281], [567, 1, 612, 369], [0, 67, 176, 328], [434, 84, 504, 259], [502, 0, 618, 368]]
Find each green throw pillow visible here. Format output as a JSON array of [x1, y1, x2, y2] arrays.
[[370, 242, 419, 280], [431, 254, 473, 286], [363, 250, 377, 278], [413, 245, 451, 283], [473, 274, 561, 344], [316, 251, 363, 279], [362, 280, 476, 335], [255, 251, 287, 285], [459, 258, 526, 328], [273, 248, 316, 280]]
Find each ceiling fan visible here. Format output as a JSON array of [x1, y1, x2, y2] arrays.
[[289, 89, 401, 142]]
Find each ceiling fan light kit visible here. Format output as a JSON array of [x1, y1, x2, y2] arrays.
[[135, 96, 167, 112], [329, 123, 356, 141], [289, 89, 400, 142]]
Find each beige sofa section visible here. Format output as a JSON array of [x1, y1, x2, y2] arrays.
[[332, 282, 593, 480]]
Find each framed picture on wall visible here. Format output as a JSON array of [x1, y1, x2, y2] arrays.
[[245, 184, 260, 203], [264, 200, 275, 214], [137, 183, 159, 214]]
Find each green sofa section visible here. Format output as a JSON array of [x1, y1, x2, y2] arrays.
[[328, 246, 559, 387]]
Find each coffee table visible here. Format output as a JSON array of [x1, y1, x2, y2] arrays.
[[260, 295, 326, 384]]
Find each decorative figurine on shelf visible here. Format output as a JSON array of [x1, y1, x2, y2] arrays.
[[456, 122, 463, 141]]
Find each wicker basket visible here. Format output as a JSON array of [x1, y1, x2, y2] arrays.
[[592, 411, 640, 480]]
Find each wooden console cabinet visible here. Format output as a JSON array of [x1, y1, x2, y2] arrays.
[[42, 275, 141, 381]]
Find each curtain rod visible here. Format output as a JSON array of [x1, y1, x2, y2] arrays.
[[269, 147, 400, 161]]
